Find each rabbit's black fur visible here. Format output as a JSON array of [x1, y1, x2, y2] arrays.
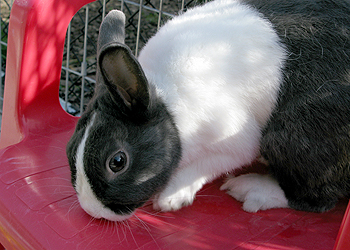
[[246, 0, 350, 212]]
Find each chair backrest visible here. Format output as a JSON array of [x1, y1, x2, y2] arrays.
[[0, 0, 94, 149]]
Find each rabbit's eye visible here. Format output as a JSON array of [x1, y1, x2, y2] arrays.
[[108, 151, 127, 173]]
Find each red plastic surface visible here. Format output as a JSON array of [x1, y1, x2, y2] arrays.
[[334, 203, 350, 250], [0, 0, 349, 249]]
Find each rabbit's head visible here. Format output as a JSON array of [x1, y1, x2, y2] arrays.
[[66, 10, 181, 221]]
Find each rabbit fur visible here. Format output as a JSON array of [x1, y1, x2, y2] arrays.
[[67, 0, 350, 221]]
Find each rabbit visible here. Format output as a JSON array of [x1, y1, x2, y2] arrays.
[[66, 0, 350, 222]]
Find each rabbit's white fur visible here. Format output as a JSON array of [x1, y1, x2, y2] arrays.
[[137, 0, 286, 211]]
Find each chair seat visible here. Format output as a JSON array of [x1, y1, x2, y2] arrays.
[[0, 122, 347, 249]]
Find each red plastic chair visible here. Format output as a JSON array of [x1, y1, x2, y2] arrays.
[[0, 0, 349, 249]]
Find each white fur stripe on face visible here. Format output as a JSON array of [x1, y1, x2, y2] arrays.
[[75, 113, 132, 221]]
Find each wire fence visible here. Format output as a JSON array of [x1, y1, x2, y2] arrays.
[[0, 0, 208, 121]]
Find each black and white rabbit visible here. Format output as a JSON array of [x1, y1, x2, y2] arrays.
[[67, 0, 350, 221]]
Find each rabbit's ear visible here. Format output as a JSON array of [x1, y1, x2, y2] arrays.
[[98, 45, 150, 113], [98, 10, 126, 48], [97, 10, 150, 115]]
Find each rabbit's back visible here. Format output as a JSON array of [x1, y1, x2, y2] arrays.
[[247, 0, 350, 102]]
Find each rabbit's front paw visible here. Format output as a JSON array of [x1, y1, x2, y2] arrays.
[[153, 188, 195, 212], [153, 177, 206, 212], [220, 173, 289, 212]]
